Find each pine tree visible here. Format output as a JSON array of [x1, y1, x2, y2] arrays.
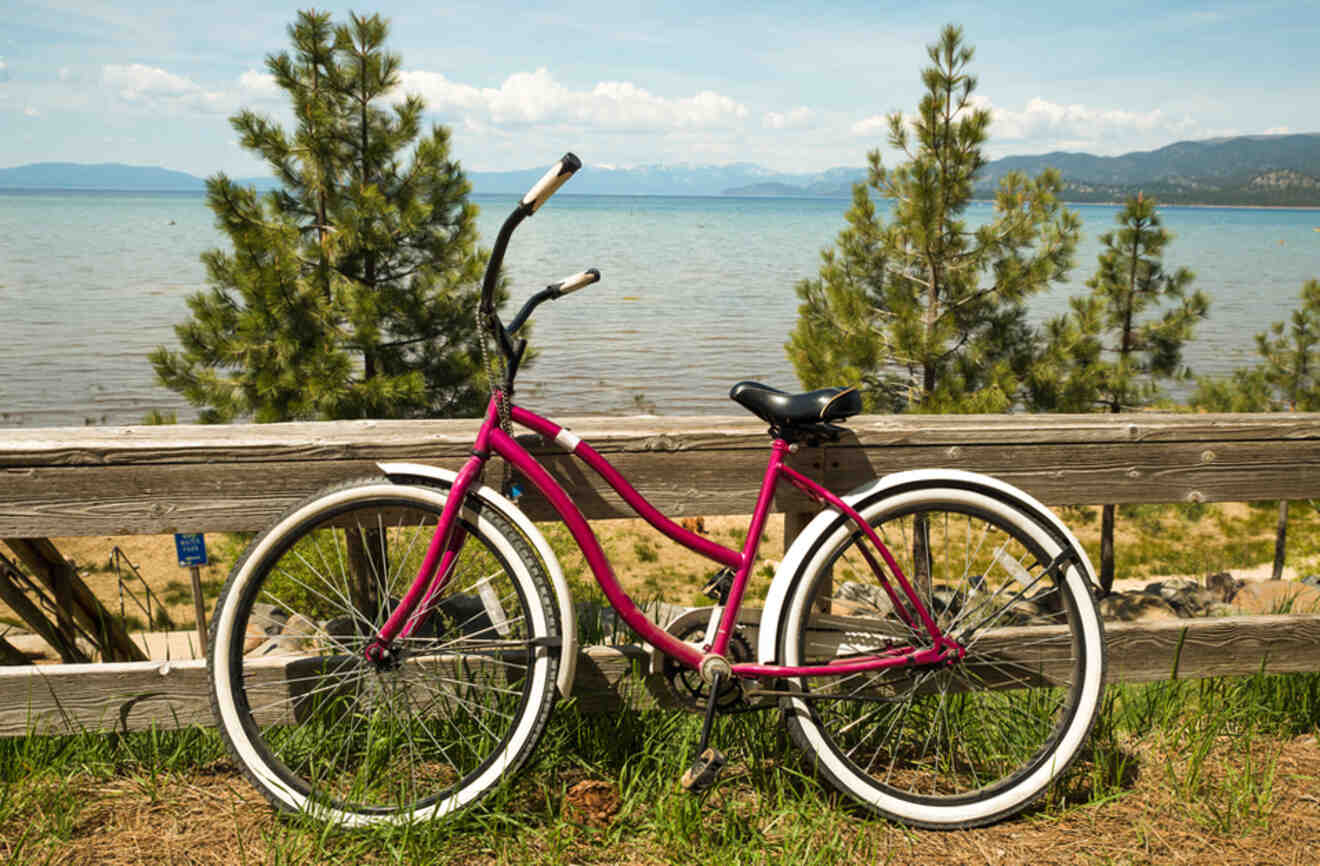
[[151, 10, 491, 423], [1044, 194, 1209, 593], [787, 24, 1079, 414], [1192, 278, 1320, 579], [1257, 279, 1320, 411]]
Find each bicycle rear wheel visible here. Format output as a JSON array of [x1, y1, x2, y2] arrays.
[[209, 479, 560, 826], [775, 482, 1104, 828]]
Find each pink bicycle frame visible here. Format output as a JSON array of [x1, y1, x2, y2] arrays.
[[366, 396, 964, 678]]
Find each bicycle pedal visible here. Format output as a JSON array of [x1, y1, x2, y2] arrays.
[[679, 748, 726, 793]]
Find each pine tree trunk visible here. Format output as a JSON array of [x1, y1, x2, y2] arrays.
[[1273, 500, 1289, 581]]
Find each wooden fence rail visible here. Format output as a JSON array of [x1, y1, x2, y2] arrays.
[[2, 412, 1320, 735], [3, 613, 1320, 736], [5, 412, 1320, 536]]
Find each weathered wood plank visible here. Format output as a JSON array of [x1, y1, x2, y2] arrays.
[[0, 646, 655, 736], [4, 615, 1318, 737], [1102, 614, 1320, 682], [5, 413, 1320, 536], [5, 412, 1320, 466]]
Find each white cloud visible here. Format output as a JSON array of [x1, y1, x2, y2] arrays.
[[237, 68, 280, 101], [101, 63, 230, 114], [991, 97, 1170, 140], [397, 67, 748, 132], [980, 96, 1198, 154], [850, 114, 888, 137], [0, 57, 8, 83], [764, 106, 814, 130]]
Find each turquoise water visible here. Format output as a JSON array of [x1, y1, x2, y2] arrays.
[[0, 190, 1317, 427]]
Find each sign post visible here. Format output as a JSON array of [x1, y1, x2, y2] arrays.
[[173, 533, 209, 656]]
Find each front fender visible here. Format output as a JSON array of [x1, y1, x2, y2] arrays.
[[376, 462, 578, 698], [756, 468, 1098, 665]]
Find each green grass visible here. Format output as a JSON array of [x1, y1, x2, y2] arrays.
[[3, 669, 1317, 864], [7, 502, 1320, 861], [1065, 500, 1320, 580]]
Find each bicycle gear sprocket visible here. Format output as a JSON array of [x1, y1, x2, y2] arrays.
[[662, 624, 752, 712]]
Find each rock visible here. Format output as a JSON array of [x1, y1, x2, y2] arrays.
[[1164, 586, 1220, 619], [1204, 571, 1242, 603], [1301, 574, 1320, 590], [1098, 592, 1179, 623], [244, 602, 289, 652], [430, 594, 495, 638], [243, 622, 266, 654], [1230, 581, 1320, 615], [278, 613, 319, 650], [1002, 599, 1049, 626], [1146, 578, 1200, 600], [834, 581, 894, 617], [931, 586, 963, 617], [247, 612, 321, 656]]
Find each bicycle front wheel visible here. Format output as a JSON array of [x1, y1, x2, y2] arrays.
[[209, 479, 560, 827], [775, 482, 1104, 828]]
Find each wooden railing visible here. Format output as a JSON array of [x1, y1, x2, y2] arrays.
[[2, 412, 1320, 735]]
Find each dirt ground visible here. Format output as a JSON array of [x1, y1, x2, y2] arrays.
[[9, 734, 1320, 865]]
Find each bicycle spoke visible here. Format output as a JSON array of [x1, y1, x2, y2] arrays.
[[784, 494, 1101, 823]]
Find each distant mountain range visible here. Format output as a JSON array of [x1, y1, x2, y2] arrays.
[[0, 162, 278, 192], [723, 133, 1320, 207], [3, 133, 1318, 206]]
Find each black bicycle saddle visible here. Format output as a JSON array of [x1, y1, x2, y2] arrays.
[[728, 381, 862, 428]]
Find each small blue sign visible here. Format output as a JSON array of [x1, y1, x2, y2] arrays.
[[174, 533, 208, 567]]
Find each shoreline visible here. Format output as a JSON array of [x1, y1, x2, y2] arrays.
[[5, 186, 1320, 211]]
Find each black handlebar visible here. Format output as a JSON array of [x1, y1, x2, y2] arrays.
[[505, 269, 602, 336], [521, 152, 582, 214], [551, 268, 601, 296], [480, 153, 583, 320], [478, 153, 599, 382]]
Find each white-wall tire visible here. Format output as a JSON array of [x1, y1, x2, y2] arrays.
[[775, 481, 1105, 829], [208, 479, 560, 827]]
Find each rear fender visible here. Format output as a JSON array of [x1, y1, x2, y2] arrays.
[[376, 462, 578, 698]]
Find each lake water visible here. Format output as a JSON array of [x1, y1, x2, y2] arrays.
[[0, 190, 1317, 427]]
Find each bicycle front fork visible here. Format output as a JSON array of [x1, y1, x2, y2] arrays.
[[363, 455, 483, 663]]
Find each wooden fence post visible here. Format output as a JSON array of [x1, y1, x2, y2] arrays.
[[0, 552, 89, 663], [3, 539, 146, 662]]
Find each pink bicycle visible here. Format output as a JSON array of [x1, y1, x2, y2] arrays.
[[208, 155, 1106, 829]]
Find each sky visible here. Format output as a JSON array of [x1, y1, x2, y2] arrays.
[[1, 1, 1317, 177]]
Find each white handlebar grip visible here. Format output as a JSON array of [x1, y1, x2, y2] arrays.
[[521, 152, 582, 213], [553, 268, 601, 295]]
